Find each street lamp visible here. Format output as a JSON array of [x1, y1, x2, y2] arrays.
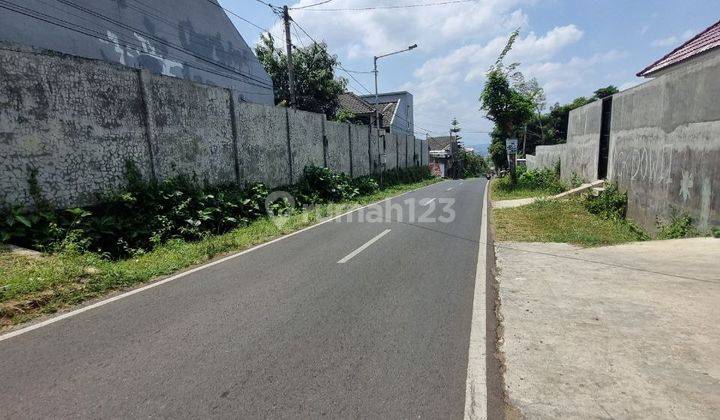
[[373, 44, 417, 179]]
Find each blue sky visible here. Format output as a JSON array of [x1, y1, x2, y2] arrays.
[[220, 0, 717, 148]]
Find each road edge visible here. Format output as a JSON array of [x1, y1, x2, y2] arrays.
[[0, 179, 446, 342], [464, 180, 489, 419]]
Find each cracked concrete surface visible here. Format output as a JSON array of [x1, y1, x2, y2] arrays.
[[495, 238, 720, 419]]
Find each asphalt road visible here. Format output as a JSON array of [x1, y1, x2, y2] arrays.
[[0, 178, 487, 419]]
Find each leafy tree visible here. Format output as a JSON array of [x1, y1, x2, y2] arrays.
[[479, 29, 539, 175], [593, 85, 619, 99], [457, 149, 489, 178], [255, 34, 348, 118]]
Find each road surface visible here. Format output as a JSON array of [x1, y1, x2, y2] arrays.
[[0, 179, 487, 418]]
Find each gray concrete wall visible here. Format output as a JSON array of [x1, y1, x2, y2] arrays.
[[0, 43, 416, 209], [0, 1, 273, 105], [563, 100, 601, 182], [608, 52, 720, 232], [350, 124, 370, 177], [0, 43, 151, 209], [528, 144, 565, 172], [386, 132, 399, 170], [147, 72, 236, 184], [369, 128, 381, 173], [235, 103, 290, 187], [324, 121, 351, 175], [287, 108, 324, 183]]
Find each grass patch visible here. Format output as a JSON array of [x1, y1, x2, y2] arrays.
[[490, 167, 568, 201], [0, 179, 439, 329], [493, 198, 648, 247]]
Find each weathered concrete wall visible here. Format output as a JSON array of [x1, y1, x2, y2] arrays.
[[398, 135, 408, 168], [147, 73, 236, 184], [324, 121, 351, 175], [235, 103, 289, 187], [528, 144, 565, 171], [608, 53, 720, 232], [0, 44, 410, 209], [0, 44, 151, 209], [350, 124, 370, 176], [288, 109, 325, 183], [420, 139, 429, 166], [386, 132, 399, 170], [563, 100, 601, 182], [369, 128, 381, 173]]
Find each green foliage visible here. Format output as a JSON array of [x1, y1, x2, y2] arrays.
[[333, 108, 355, 123], [0, 164, 432, 259], [712, 226, 720, 238], [656, 209, 700, 240], [493, 167, 567, 199], [593, 85, 619, 99], [585, 183, 627, 220], [458, 149, 489, 178], [255, 34, 348, 118]]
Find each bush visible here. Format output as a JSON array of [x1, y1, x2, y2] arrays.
[[1, 163, 433, 259], [585, 183, 627, 220], [656, 209, 700, 240], [498, 167, 567, 194]]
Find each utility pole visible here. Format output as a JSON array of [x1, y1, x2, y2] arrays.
[[282, 5, 296, 107]]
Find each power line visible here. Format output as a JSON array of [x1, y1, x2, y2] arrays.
[[290, 20, 374, 95], [294, 0, 477, 12], [200, 0, 270, 32], [290, 0, 334, 10], [47, 0, 274, 89], [0, 1, 274, 94]]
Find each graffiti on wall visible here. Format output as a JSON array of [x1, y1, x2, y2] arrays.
[[100, 30, 183, 78], [612, 143, 673, 185]]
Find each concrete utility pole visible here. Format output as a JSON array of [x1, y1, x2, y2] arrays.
[[282, 5, 296, 107], [373, 44, 417, 185]]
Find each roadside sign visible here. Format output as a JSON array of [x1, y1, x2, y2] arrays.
[[506, 138, 518, 154]]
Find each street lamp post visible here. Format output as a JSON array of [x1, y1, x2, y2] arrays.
[[373, 44, 417, 185]]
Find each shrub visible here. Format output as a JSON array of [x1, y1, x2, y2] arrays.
[[1, 163, 433, 259], [712, 226, 720, 238], [585, 183, 627, 220], [656, 209, 700, 240]]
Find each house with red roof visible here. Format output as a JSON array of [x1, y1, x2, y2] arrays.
[[638, 19, 720, 78]]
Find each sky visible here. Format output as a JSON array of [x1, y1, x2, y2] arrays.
[[220, 0, 718, 149]]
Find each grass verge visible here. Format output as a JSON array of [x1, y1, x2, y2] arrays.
[[490, 177, 566, 201], [0, 178, 440, 329], [493, 198, 647, 247]]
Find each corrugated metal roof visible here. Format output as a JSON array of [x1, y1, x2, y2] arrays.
[[638, 19, 720, 77]]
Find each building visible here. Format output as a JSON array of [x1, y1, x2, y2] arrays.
[[528, 18, 720, 232], [359, 91, 414, 136], [0, 0, 273, 105], [637, 19, 720, 78], [427, 136, 460, 178], [337, 92, 379, 127]]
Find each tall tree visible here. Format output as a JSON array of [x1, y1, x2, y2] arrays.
[[255, 34, 348, 118], [450, 117, 462, 138], [593, 85, 619, 99], [479, 29, 540, 174]]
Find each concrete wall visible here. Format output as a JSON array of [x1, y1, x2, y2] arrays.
[[0, 43, 151, 209], [324, 121, 351, 175], [350, 124, 370, 176], [0, 1, 273, 105], [563, 100, 601, 182], [288, 108, 324, 183], [0, 43, 419, 209], [608, 52, 720, 232], [385, 132, 398, 170], [369, 128, 381, 173], [235, 103, 289, 187], [527, 144, 565, 172], [146, 72, 236, 184]]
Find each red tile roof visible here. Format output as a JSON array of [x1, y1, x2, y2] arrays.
[[638, 19, 720, 77]]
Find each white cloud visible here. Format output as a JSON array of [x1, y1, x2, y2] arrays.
[[274, 0, 533, 57], [651, 29, 696, 48]]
